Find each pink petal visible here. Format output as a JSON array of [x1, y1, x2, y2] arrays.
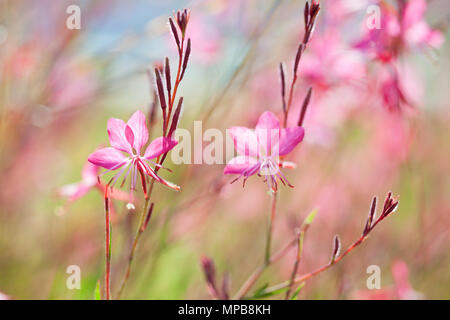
[[426, 30, 444, 48], [125, 125, 135, 147], [255, 112, 281, 155], [81, 161, 99, 183], [223, 156, 259, 175], [144, 137, 178, 159], [255, 111, 280, 131], [59, 182, 91, 202], [107, 118, 133, 154], [229, 127, 260, 158], [274, 127, 305, 156], [403, 0, 426, 30], [88, 147, 129, 170], [127, 110, 149, 154]]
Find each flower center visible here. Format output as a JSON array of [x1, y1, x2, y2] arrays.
[[259, 157, 279, 176]]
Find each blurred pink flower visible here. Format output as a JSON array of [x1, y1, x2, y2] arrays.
[[167, 13, 221, 65], [380, 71, 409, 112], [355, 0, 444, 62], [301, 31, 366, 89], [0, 291, 10, 300], [185, 13, 221, 64], [373, 63, 423, 112], [88, 110, 179, 191], [58, 161, 131, 203], [401, 0, 444, 48], [353, 260, 423, 300], [47, 59, 97, 110], [58, 161, 99, 202], [224, 111, 304, 191], [372, 113, 412, 167]]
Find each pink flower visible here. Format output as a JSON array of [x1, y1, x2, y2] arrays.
[[355, 0, 444, 62], [58, 161, 99, 202], [88, 110, 180, 191], [402, 0, 444, 48], [224, 111, 304, 191], [352, 260, 423, 300], [300, 31, 366, 89]]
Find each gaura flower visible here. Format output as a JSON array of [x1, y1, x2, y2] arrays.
[[224, 111, 304, 191], [88, 110, 180, 191]]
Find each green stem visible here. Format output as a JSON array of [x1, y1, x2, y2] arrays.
[[285, 230, 304, 299], [117, 194, 151, 298], [264, 192, 277, 265]]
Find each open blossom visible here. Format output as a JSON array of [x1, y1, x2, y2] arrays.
[[224, 111, 304, 191], [88, 110, 179, 191]]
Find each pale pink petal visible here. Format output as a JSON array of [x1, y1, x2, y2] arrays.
[[81, 161, 99, 184], [404, 21, 429, 46], [88, 147, 128, 170], [403, 0, 426, 30], [426, 30, 444, 48], [59, 182, 91, 202], [107, 118, 133, 154], [108, 188, 133, 202], [229, 127, 260, 158], [144, 137, 178, 159], [127, 110, 149, 153], [273, 127, 305, 156], [223, 156, 259, 175]]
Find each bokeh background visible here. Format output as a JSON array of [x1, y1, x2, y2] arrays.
[[0, 0, 449, 299]]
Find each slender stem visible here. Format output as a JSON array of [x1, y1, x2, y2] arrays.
[[284, 74, 298, 127], [264, 192, 277, 264], [117, 194, 151, 298], [260, 235, 368, 296], [117, 31, 186, 300], [255, 193, 398, 298], [104, 187, 112, 300], [233, 237, 296, 300], [234, 192, 278, 300], [285, 230, 304, 299], [164, 39, 184, 137]]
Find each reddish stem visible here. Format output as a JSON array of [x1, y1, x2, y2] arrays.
[[104, 186, 112, 300]]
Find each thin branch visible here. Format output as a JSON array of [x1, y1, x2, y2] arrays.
[[233, 237, 297, 300], [251, 193, 399, 298], [285, 228, 304, 299]]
